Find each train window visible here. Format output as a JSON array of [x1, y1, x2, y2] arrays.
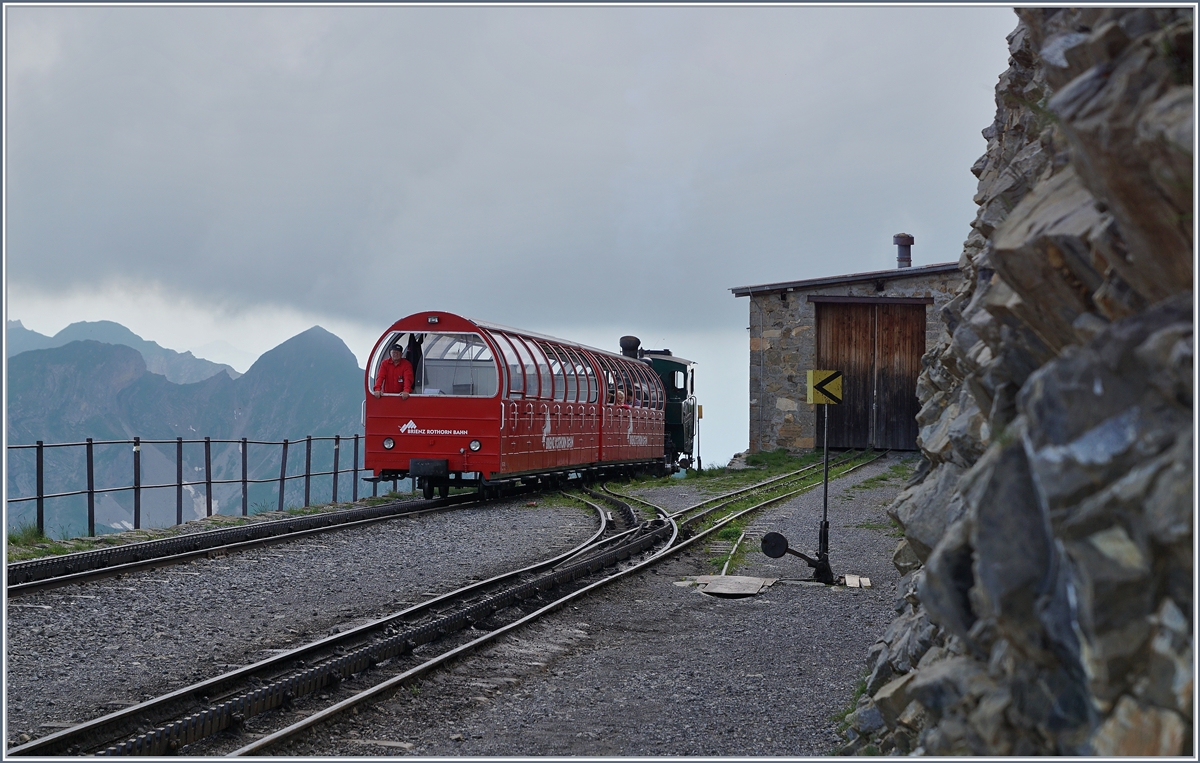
[[543, 343, 574, 402], [509, 335, 541, 398], [419, 333, 498, 397], [368, 330, 403, 390], [494, 333, 525, 397], [596, 356, 616, 404], [631, 364, 647, 409], [632, 364, 651, 408], [536, 341, 566, 401], [556, 346, 580, 403], [674, 370, 685, 391], [585, 357, 599, 403], [635, 362, 661, 410], [523, 339, 553, 399], [565, 347, 583, 403], [549, 347, 573, 405], [647, 365, 662, 410], [574, 349, 599, 404]]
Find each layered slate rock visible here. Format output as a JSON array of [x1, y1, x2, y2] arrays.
[[844, 8, 1193, 756]]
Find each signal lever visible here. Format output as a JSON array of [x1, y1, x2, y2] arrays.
[[761, 531, 835, 585]]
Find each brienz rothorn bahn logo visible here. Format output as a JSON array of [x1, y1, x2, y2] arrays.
[[397, 420, 468, 436]]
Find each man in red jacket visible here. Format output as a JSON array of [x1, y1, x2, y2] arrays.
[[372, 344, 414, 399]]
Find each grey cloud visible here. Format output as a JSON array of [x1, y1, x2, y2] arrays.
[[7, 5, 1016, 331]]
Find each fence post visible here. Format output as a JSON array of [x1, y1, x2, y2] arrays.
[[352, 434, 360, 502], [133, 437, 142, 530], [204, 437, 213, 517], [278, 439, 289, 512], [304, 435, 312, 508], [332, 435, 340, 504], [35, 441, 44, 535], [241, 438, 249, 516], [176, 437, 184, 526], [86, 438, 95, 537]]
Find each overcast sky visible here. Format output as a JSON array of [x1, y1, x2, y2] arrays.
[[5, 4, 1017, 466]]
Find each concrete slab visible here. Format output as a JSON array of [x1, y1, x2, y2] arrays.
[[696, 575, 778, 596]]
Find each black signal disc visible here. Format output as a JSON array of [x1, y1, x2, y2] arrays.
[[761, 532, 789, 559]]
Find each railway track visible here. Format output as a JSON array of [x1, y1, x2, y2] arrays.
[[8, 452, 885, 757], [8, 491, 510, 597]]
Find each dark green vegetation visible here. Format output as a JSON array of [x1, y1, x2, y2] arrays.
[[848, 462, 914, 491], [832, 674, 870, 736], [636, 448, 827, 495], [744, 447, 807, 469], [8, 521, 123, 562], [852, 518, 905, 538]]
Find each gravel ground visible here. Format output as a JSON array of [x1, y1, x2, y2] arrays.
[[4, 498, 596, 747], [275, 454, 917, 757]]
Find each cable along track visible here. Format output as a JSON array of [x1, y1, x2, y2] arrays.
[[9, 453, 884, 757]]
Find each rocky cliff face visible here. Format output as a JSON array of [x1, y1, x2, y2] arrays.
[[842, 8, 1193, 756]]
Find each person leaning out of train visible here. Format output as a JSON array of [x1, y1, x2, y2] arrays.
[[373, 344, 414, 399]]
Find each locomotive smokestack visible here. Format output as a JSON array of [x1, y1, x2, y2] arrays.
[[893, 233, 914, 268], [619, 336, 641, 358]]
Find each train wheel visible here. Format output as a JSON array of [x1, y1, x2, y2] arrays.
[[439, 483, 450, 499], [422, 481, 434, 500]]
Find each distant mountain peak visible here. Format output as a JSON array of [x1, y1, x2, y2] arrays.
[[7, 318, 241, 383], [246, 326, 361, 376]]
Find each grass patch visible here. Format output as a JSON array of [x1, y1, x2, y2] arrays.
[[250, 500, 276, 515], [626, 449, 824, 494], [284, 506, 327, 516], [744, 448, 799, 469], [852, 517, 904, 537], [7, 522, 108, 562], [9, 522, 47, 546], [832, 674, 869, 735], [682, 450, 827, 495], [715, 524, 744, 541], [849, 462, 914, 491], [709, 521, 756, 573]]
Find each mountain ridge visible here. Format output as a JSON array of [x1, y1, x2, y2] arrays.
[[6, 319, 242, 383], [7, 327, 364, 445]]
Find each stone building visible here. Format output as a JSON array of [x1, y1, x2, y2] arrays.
[[731, 238, 961, 453]]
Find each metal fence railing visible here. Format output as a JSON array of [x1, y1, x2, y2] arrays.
[[6, 434, 396, 537]]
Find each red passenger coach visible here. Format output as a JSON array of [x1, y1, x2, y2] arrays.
[[364, 312, 670, 498]]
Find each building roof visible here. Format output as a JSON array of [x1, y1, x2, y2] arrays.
[[730, 261, 960, 297]]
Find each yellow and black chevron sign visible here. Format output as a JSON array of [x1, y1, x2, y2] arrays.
[[807, 370, 842, 405]]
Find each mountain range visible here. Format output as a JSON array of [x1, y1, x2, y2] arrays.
[[7, 324, 368, 536], [7, 320, 241, 383]]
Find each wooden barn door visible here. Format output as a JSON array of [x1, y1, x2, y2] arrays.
[[875, 304, 926, 449], [815, 301, 925, 450]]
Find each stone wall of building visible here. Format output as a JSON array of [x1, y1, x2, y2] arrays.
[[841, 8, 1193, 756], [748, 272, 959, 453]]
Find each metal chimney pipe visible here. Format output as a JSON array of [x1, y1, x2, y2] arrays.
[[893, 233, 914, 268]]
